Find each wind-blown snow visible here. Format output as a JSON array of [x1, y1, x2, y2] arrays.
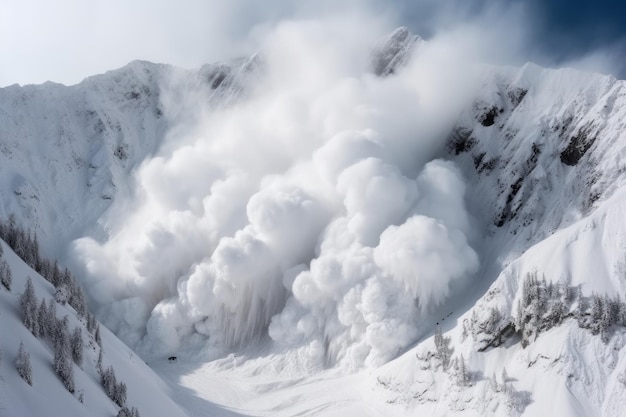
[[72, 19, 481, 365]]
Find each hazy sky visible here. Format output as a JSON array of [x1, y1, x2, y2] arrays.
[[1, 0, 625, 86]]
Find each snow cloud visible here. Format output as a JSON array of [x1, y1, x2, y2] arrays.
[[67, 1, 584, 366]]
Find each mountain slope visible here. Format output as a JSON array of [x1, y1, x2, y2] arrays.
[[0, 58, 254, 258], [0, 238, 188, 417], [1, 28, 626, 417]]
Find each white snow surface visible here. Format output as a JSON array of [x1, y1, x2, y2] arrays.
[[0, 240, 189, 417], [1, 27, 626, 416]]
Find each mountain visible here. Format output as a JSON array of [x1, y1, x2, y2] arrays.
[[1, 28, 626, 416], [0, 237, 190, 417], [0, 58, 256, 257]]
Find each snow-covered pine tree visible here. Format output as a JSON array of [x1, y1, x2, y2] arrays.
[[51, 260, 61, 288], [95, 323, 102, 347], [15, 341, 32, 385], [87, 313, 96, 334], [36, 298, 48, 338], [40, 258, 52, 284], [101, 366, 117, 399], [434, 325, 452, 369], [54, 316, 75, 392], [30, 232, 42, 274], [100, 365, 129, 407], [470, 310, 479, 338], [114, 381, 128, 407], [461, 319, 469, 341], [4, 214, 18, 248], [457, 354, 470, 386], [97, 348, 104, 373], [13, 229, 26, 261], [47, 299, 57, 340], [19, 277, 38, 334], [70, 327, 83, 367], [486, 307, 501, 335], [590, 293, 603, 335], [117, 408, 130, 417], [54, 286, 69, 305], [117, 406, 140, 417], [489, 373, 499, 392], [576, 287, 588, 328], [61, 268, 72, 290], [549, 296, 566, 327], [69, 282, 87, 317], [0, 258, 11, 291]]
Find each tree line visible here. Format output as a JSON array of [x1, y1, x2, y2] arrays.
[[0, 215, 87, 317], [0, 216, 140, 416], [466, 272, 626, 351]]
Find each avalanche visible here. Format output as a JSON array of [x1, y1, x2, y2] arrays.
[[1, 19, 626, 417]]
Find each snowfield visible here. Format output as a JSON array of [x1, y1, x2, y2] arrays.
[[1, 26, 626, 416]]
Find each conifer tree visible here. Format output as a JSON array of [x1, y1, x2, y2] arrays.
[[590, 294, 603, 335], [51, 260, 62, 288], [489, 373, 499, 392], [70, 327, 84, 367], [434, 325, 452, 369], [95, 323, 102, 348], [48, 299, 57, 340], [117, 408, 130, 417], [0, 259, 11, 291], [114, 381, 128, 407], [576, 287, 588, 328], [101, 366, 117, 399], [550, 297, 566, 327], [15, 341, 33, 385], [54, 321, 75, 392], [69, 282, 87, 318], [87, 313, 96, 334], [458, 354, 470, 386], [97, 348, 104, 373], [19, 278, 38, 334], [118, 406, 140, 417], [55, 286, 69, 305], [37, 298, 48, 338]]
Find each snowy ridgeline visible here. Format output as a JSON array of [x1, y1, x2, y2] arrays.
[[0, 224, 186, 417], [0, 57, 256, 258]]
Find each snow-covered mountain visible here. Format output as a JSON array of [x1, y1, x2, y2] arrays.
[[0, 57, 257, 257], [0, 237, 190, 417], [1, 27, 626, 416]]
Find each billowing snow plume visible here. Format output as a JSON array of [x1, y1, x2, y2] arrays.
[[73, 17, 480, 366]]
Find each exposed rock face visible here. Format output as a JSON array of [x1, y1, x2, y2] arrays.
[[372, 26, 422, 76]]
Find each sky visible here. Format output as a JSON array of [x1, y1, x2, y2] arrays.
[[1, 0, 626, 87]]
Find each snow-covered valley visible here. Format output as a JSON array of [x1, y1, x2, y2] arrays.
[[1, 26, 626, 416]]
